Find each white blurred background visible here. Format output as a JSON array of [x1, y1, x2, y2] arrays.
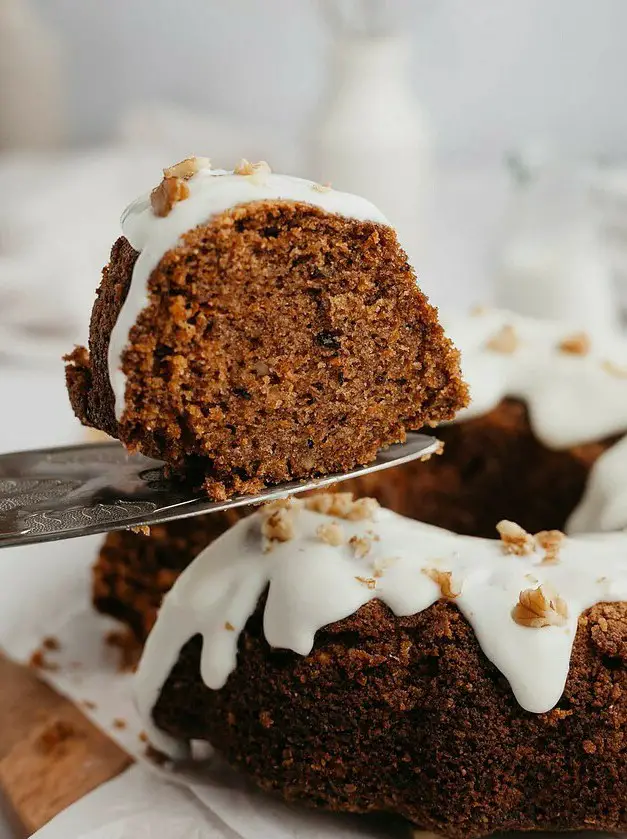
[[24, 0, 627, 160], [2, 0, 627, 385]]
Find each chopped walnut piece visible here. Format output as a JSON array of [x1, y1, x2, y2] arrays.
[[262, 497, 303, 515], [261, 506, 296, 546], [349, 535, 372, 558], [305, 493, 378, 522], [346, 497, 379, 521], [601, 359, 627, 378], [424, 568, 460, 599], [558, 332, 590, 355], [151, 176, 190, 217], [163, 156, 210, 179], [421, 439, 445, 462], [497, 520, 535, 555], [512, 585, 568, 628], [130, 525, 150, 536], [311, 181, 332, 193], [536, 529, 564, 564], [485, 324, 519, 354], [305, 493, 336, 515], [234, 158, 271, 177], [355, 575, 377, 590], [372, 556, 397, 578], [317, 522, 344, 546]]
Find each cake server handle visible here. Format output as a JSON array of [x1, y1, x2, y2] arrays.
[[0, 434, 440, 548]]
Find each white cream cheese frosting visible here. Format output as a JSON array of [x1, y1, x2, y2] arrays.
[[134, 499, 627, 758], [444, 308, 627, 450], [568, 435, 627, 533], [108, 160, 391, 421], [442, 308, 627, 533]]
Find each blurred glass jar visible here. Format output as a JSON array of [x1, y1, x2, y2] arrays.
[[494, 152, 618, 331]]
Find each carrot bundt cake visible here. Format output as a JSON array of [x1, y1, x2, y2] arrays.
[[65, 156, 467, 500], [92, 308, 627, 643], [135, 496, 627, 838]]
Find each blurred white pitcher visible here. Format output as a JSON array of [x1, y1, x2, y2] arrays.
[[495, 154, 618, 331], [310, 1, 432, 268]]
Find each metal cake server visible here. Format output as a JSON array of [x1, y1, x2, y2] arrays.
[[0, 435, 439, 548]]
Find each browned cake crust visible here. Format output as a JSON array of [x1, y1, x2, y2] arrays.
[[151, 596, 627, 838], [66, 201, 467, 499], [93, 511, 241, 642], [92, 397, 613, 643]]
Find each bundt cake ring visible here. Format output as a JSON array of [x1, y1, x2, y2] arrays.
[[134, 495, 627, 839], [70, 156, 627, 837]]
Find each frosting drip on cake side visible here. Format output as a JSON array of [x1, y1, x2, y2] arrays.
[[134, 499, 627, 757], [108, 161, 391, 420], [568, 435, 627, 533], [444, 308, 627, 450]]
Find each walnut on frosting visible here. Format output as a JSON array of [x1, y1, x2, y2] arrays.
[[163, 156, 210, 180], [151, 177, 190, 218], [496, 520, 535, 555], [512, 585, 568, 628], [317, 522, 344, 546], [151, 156, 209, 218], [311, 181, 332, 193], [355, 575, 377, 590], [424, 568, 460, 599], [234, 159, 271, 178], [601, 359, 627, 378], [536, 529, 565, 564], [372, 556, 397, 578], [305, 493, 378, 522], [558, 332, 590, 356], [349, 535, 372, 558], [485, 324, 519, 354], [261, 499, 300, 547]]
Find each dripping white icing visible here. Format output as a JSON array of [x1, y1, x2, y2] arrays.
[[134, 504, 627, 757], [568, 435, 627, 533], [443, 309, 627, 535], [444, 309, 627, 450], [108, 164, 390, 420]]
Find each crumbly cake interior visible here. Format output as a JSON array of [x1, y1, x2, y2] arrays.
[[66, 201, 467, 499]]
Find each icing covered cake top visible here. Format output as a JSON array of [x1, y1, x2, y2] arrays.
[[135, 495, 627, 757], [109, 158, 391, 420], [445, 307, 627, 450], [445, 308, 627, 533]]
